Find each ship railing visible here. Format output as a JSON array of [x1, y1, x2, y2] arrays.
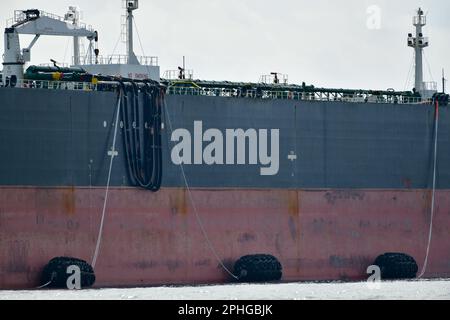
[[166, 86, 426, 104], [163, 70, 194, 80], [413, 15, 426, 26], [6, 79, 427, 104], [422, 81, 437, 91], [39, 63, 70, 68], [8, 10, 93, 31], [12, 79, 98, 91], [75, 55, 159, 66]]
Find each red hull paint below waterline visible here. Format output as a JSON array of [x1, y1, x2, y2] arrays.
[[1, 187, 449, 289]]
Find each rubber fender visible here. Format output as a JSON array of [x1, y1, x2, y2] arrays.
[[373, 253, 418, 280], [40, 257, 96, 289], [233, 254, 282, 282]]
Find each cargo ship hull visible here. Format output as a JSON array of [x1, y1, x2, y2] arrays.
[[0, 87, 449, 289], [2, 187, 450, 289]]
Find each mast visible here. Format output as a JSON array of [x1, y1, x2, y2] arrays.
[[125, 0, 139, 65], [65, 7, 81, 65], [72, 8, 80, 65], [408, 8, 429, 94], [443, 69, 446, 94]]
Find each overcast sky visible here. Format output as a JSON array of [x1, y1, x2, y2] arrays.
[[1, 0, 449, 91]]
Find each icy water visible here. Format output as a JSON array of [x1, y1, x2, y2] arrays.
[[1, 280, 450, 300]]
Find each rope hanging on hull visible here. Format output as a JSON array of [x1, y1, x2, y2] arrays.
[[119, 81, 164, 191]]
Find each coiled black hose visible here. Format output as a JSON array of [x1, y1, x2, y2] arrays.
[[118, 80, 164, 191]]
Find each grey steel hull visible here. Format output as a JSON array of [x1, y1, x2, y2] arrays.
[[0, 87, 447, 190]]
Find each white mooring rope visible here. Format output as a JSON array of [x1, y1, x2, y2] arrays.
[[163, 100, 239, 280], [418, 101, 439, 278], [35, 280, 52, 289], [92, 92, 122, 268]]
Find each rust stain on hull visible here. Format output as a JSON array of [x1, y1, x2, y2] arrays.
[[287, 190, 299, 217], [169, 188, 187, 215], [63, 187, 76, 216]]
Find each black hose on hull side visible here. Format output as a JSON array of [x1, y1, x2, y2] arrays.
[[154, 86, 164, 190], [119, 82, 137, 187], [118, 80, 164, 192]]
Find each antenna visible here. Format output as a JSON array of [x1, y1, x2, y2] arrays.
[[443, 69, 447, 93]]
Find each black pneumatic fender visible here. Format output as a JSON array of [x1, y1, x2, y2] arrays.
[[373, 253, 418, 280], [233, 254, 282, 283], [40, 257, 96, 289]]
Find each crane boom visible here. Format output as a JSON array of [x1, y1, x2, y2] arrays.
[[2, 9, 98, 84], [14, 15, 95, 38], [11, 9, 95, 38]]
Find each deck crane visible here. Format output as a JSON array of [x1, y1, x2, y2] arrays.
[[2, 8, 98, 85]]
